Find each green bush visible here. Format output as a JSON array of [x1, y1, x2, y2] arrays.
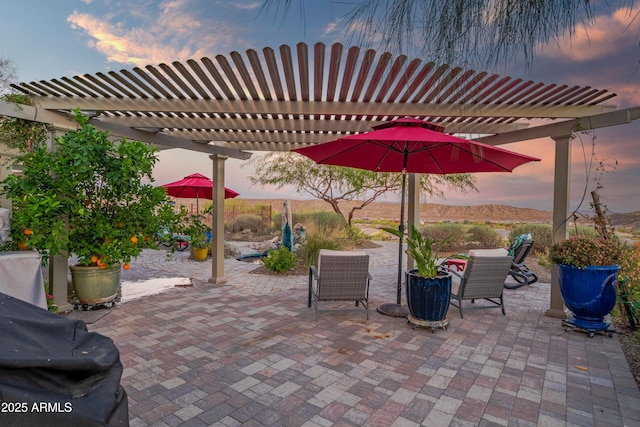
[[226, 214, 264, 233], [465, 225, 503, 249], [422, 223, 466, 251], [261, 247, 299, 272], [344, 225, 368, 247]]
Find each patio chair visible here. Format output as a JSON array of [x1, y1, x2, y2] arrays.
[[447, 248, 513, 318], [308, 249, 371, 321], [504, 234, 539, 289]]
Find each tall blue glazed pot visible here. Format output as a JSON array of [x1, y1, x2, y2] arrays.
[[405, 270, 451, 321], [558, 264, 619, 331]]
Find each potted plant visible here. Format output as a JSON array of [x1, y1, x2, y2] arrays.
[[550, 235, 630, 336], [0, 109, 177, 306], [187, 216, 211, 262], [383, 225, 465, 330]]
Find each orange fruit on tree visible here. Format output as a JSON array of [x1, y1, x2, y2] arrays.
[[90, 255, 99, 264], [24, 229, 33, 236], [123, 263, 131, 270], [17, 242, 28, 250], [130, 236, 138, 244]]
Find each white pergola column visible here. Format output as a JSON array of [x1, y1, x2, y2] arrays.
[[47, 127, 73, 313], [0, 144, 19, 210], [545, 135, 572, 318], [407, 173, 421, 271], [208, 154, 228, 284]]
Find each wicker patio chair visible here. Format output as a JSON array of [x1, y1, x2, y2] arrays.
[[447, 248, 513, 318], [307, 249, 371, 321]]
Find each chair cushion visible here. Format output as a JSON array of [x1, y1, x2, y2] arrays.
[[317, 249, 367, 273], [468, 248, 509, 257]]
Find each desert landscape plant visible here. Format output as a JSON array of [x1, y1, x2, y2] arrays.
[[422, 223, 466, 252], [300, 221, 342, 268], [262, 246, 299, 273]]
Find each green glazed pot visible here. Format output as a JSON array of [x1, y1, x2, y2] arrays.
[[70, 264, 121, 304]]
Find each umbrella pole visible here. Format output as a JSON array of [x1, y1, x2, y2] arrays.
[[377, 150, 410, 318], [396, 170, 406, 303]]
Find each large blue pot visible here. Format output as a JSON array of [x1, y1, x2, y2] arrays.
[[405, 270, 451, 321], [558, 264, 619, 332]]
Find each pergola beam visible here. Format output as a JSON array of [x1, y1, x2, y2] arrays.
[[33, 97, 614, 120], [476, 106, 640, 145], [96, 114, 528, 135], [0, 100, 251, 159], [91, 120, 251, 159]]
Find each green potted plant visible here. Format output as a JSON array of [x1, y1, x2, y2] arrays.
[[0, 109, 177, 306], [383, 225, 465, 329], [187, 215, 211, 262], [550, 235, 627, 268]]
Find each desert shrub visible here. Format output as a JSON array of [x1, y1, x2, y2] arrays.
[[344, 225, 368, 247], [225, 214, 264, 233], [262, 247, 299, 273], [464, 225, 503, 249], [289, 211, 347, 233], [300, 221, 343, 268], [422, 223, 466, 251]]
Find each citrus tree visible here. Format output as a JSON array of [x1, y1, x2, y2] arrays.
[[1, 109, 176, 268]]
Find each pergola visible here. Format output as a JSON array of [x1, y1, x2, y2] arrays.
[[1, 41, 639, 315]]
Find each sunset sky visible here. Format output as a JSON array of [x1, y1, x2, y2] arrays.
[[1, 1, 639, 213]]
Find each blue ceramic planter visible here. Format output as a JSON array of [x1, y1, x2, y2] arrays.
[[558, 264, 619, 333], [405, 270, 451, 322]]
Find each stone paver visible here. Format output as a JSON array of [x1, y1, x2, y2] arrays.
[[84, 242, 640, 426]]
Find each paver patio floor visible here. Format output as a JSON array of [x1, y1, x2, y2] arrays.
[[85, 242, 640, 426]]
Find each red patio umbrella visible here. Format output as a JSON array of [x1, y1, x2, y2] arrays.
[[293, 117, 540, 317], [161, 173, 239, 214]]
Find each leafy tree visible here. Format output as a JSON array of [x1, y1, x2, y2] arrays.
[[260, 0, 637, 68], [245, 152, 476, 225]]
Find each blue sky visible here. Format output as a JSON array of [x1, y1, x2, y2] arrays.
[[1, 0, 640, 213]]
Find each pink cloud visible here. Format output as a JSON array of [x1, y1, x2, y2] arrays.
[[539, 7, 640, 63]]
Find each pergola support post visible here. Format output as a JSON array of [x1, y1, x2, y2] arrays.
[[208, 154, 228, 284], [47, 127, 73, 313], [407, 173, 421, 271], [545, 135, 572, 318]]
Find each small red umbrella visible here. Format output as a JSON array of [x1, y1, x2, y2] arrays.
[[161, 173, 239, 214], [294, 117, 540, 317]]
